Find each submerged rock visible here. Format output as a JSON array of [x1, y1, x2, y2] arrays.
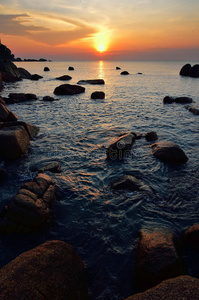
[[42, 96, 57, 102], [152, 141, 188, 164], [163, 96, 193, 104], [30, 160, 61, 173], [54, 84, 85, 95], [125, 276, 199, 300], [0, 240, 88, 300], [0, 122, 39, 160], [134, 228, 185, 291], [145, 131, 158, 142], [4, 93, 37, 104], [0, 173, 55, 233], [112, 175, 152, 193], [91, 91, 105, 99], [56, 75, 72, 81], [185, 106, 199, 115], [77, 79, 105, 85], [106, 132, 136, 160]]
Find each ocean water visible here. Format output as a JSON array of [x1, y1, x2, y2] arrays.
[[1, 60, 199, 299]]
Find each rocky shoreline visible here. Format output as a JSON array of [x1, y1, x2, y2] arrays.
[[0, 59, 199, 299]]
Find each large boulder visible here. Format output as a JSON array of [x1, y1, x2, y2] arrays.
[[190, 64, 199, 78], [0, 60, 21, 79], [0, 122, 39, 160], [17, 67, 32, 79], [134, 228, 185, 291], [112, 175, 152, 193], [0, 102, 18, 122], [125, 276, 199, 300], [184, 224, 199, 249], [0, 240, 88, 300], [106, 132, 136, 160], [4, 93, 37, 104], [77, 79, 105, 85], [56, 75, 72, 81], [179, 63, 192, 76], [0, 173, 55, 233], [152, 141, 188, 164], [54, 84, 85, 95]]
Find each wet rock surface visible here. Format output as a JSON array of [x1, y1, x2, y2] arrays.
[[152, 141, 188, 164]]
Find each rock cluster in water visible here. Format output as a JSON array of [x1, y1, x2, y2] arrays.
[[180, 63, 199, 78]]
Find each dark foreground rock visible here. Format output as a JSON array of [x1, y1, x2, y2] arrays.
[[0, 122, 39, 160], [0, 169, 7, 182], [163, 96, 193, 104], [125, 275, 199, 300], [121, 71, 129, 75], [106, 132, 136, 160], [134, 228, 185, 291], [0, 101, 18, 122], [0, 173, 55, 233], [54, 84, 85, 95], [152, 141, 188, 164], [56, 75, 72, 81], [180, 63, 199, 78], [112, 175, 152, 193], [184, 224, 199, 249], [77, 79, 105, 85], [185, 106, 199, 115], [30, 74, 43, 80], [17, 67, 32, 79], [91, 91, 105, 99], [4, 93, 37, 104], [0, 60, 21, 82], [0, 240, 88, 300]]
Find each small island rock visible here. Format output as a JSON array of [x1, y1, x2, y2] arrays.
[[121, 71, 129, 75], [56, 75, 72, 81], [91, 91, 105, 99], [54, 84, 85, 95], [44, 67, 50, 71]]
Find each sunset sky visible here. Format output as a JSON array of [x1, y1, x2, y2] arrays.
[[0, 0, 199, 61]]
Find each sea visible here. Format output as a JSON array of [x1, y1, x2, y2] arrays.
[[0, 60, 199, 299]]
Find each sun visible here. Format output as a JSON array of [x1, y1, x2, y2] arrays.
[[97, 45, 106, 53], [94, 31, 109, 53]]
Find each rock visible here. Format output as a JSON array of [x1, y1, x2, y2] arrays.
[[121, 71, 129, 75], [184, 224, 199, 249], [152, 141, 188, 164], [137, 72, 143, 75], [43, 96, 57, 102], [4, 93, 37, 104], [134, 228, 185, 291], [125, 275, 199, 300], [91, 91, 105, 99], [0, 60, 21, 79], [30, 160, 61, 173], [56, 75, 72, 81], [44, 67, 50, 71], [54, 84, 85, 95], [163, 96, 193, 104], [0, 240, 88, 300], [112, 175, 151, 193], [145, 131, 158, 142], [190, 64, 199, 78], [0, 173, 55, 233], [106, 132, 136, 160], [116, 67, 121, 70], [30, 74, 43, 80], [1, 71, 21, 82], [0, 102, 18, 122], [68, 66, 74, 70], [179, 63, 192, 76], [0, 72, 2, 90], [0, 169, 7, 182], [77, 79, 105, 85], [0, 96, 5, 105], [185, 106, 199, 115], [0, 122, 39, 160], [17, 67, 32, 79]]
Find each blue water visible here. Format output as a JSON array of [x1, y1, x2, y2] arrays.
[[1, 61, 199, 299]]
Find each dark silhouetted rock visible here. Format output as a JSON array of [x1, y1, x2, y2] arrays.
[[17, 67, 32, 79], [116, 67, 121, 70], [125, 276, 199, 300], [54, 84, 85, 95], [134, 228, 185, 291], [152, 141, 188, 164], [137, 72, 143, 74], [30, 74, 43, 80], [112, 175, 152, 193], [179, 63, 192, 76], [106, 132, 136, 160], [0, 102, 18, 122], [0, 60, 20, 78], [0, 169, 7, 182], [184, 224, 199, 249], [91, 91, 105, 99], [121, 71, 129, 75], [1, 71, 21, 82], [185, 106, 199, 115], [43, 96, 57, 102], [0, 72, 2, 90], [163, 96, 193, 104], [0, 240, 88, 300], [145, 131, 158, 142], [77, 79, 105, 85], [30, 160, 61, 173], [0, 173, 55, 233], [0, 122, 39, 160], [44, 67, 50, 71], [4, 93, 37, 104], [56, 75, 72, 81], [190, 64, 199, 78], [68, 66, 74, 70]]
